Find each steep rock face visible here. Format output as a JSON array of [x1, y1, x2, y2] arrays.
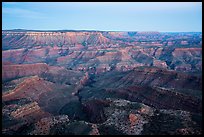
[[2, 76, 54, 102], [172, 48, 201, 57], [153, 60, 167, 68], [56, 50, 104, 66], [2, 75, 80, 116], [106, 86, 202, 113], [2, 31, 111, 50], [96, 51, 121, 63], [2, 48, 26, 63], [2, 30, 202, 135], [171, 48, 202, 71], [40, 66, 85, 85], [3, 30, 202, 73], [79, 67, 202, 114], [2, 62, 92, 135], [129, 48, 154, 65], [9, 102, 51, 127], [2, 63, 89, 121], [118, 67, 202, 91], [2, 63, 49, 82], [87, 67, 202, 91], [82, 99, 110, 123]]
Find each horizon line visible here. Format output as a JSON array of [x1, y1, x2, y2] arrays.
[[2, 29, 202, 33]]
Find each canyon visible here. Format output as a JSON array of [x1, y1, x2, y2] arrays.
[[2, 30, 202, 135]]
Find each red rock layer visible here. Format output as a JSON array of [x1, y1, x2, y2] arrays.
[[2, 63, 49, 81], [2, 76, 52, 101]]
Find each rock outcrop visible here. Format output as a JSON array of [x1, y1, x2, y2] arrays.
[[2, 30, 202, 135], [2, 63, 49, 82], [2, 30, 202, 73]]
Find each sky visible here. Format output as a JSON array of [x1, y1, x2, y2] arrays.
[[2, 2, 202, 32]]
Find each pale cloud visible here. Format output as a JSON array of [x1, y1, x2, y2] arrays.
[[3, 2, 201, 14], [46, 2, 201, 11], [2, 2, 201, 31], [29, 2, 201, 15], [101, 2, 201, 12], [2, 7, 46, 19]]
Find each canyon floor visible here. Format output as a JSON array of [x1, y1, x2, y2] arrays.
[[2, 30, 202, 135]]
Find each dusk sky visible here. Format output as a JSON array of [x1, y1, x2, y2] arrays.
[[2, 2, 202, 32]]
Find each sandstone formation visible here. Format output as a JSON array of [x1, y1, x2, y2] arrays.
[[2, 30, 202, 135]]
